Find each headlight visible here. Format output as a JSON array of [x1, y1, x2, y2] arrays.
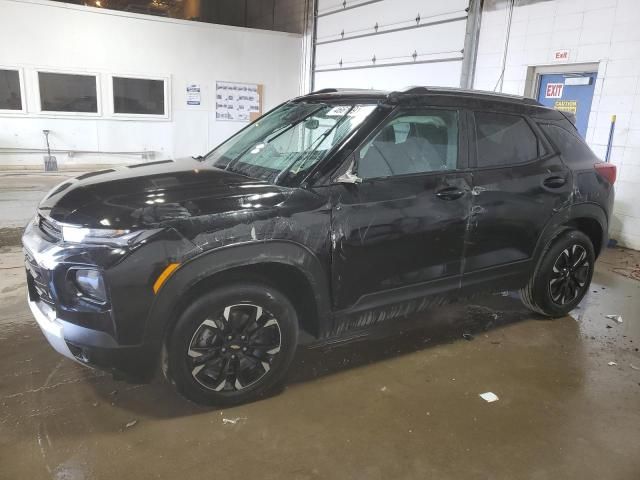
[[74, 269, 107, 303], [62, 225, 138, 246]]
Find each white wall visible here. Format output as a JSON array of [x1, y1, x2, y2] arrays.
[[313, 0, 469, 91], [474, 0, 640, 250], [0, 0, 302, 167]]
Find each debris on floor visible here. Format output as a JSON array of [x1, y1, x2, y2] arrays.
[[630, 364, 639, 371], [462, 332, 474, 341], [605, 314, 623, 324], [124, 420, 137, 429], [612, 267, 640, 281], [222, 417, 246, 425], [479, 392, 499, 403], [380, 386, 388, 392], [608, 361, 617, 366]]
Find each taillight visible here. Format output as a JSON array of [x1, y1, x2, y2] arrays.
[[594, 162, 617, 185]]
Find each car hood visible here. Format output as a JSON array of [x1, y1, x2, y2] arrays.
[[38, 158, 293, 229]]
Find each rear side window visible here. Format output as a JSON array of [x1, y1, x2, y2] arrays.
[[474, 112, 539, 167], [539, 123, 598, 164]]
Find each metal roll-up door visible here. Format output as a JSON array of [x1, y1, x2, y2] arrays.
[[313, 0, 475, 90]]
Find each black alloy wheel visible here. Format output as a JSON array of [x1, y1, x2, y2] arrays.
[[548, 244, 590, 305], [188, 303, 282, 392], [520, 229, 595, 317], [168, 283, 298, 406]]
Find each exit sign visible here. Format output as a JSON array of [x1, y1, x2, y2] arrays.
[[552, 49, 570, 62], [545, 83, 564, 98]]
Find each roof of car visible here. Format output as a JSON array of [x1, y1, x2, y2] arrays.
[[298, 86, 545, 108]]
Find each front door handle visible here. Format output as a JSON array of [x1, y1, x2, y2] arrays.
[[543, 176, 566, 188], [435, 186, 465, 200]]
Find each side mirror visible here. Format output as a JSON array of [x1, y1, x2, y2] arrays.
[[334, 159, 362, 184], [335, 170, 362, 184], [304, 118, 320, 130]]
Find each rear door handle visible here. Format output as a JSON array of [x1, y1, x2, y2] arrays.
[[435, 186, 465, 200], [543, 176, 566, 188]]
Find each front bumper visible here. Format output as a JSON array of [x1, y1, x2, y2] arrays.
[[28, 296, 82, 364], [21, 215, 190, 381], [29, 295, 158, 381]]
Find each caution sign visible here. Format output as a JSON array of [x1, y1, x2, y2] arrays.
[[554, 100, 577, 114]]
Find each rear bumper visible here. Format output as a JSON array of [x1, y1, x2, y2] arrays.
[[29, 297, 158, 381]]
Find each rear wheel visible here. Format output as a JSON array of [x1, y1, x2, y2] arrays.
[[520, 229, 595, 317], [167, 283, 298, 406]]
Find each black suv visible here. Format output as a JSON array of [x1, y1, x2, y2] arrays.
[[23, 87, 616, 405]]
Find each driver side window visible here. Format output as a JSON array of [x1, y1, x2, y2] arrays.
[[357, 109, 459, 180]]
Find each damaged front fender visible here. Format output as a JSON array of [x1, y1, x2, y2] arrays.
[[143, 240, 333, 350]]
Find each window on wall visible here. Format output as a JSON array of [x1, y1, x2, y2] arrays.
[[0, 69, 23, 111], [474, 112, 539, 167], [38, 72, 98, 113], [112, 76, 166, 116]]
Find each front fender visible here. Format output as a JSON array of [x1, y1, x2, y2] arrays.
[[142, 240, 332, 349]]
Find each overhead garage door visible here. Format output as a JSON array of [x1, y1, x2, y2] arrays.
[[314, 0, 472, 91]]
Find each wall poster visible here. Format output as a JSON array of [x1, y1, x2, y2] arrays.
[[186, 83, 201, 106], [215, 81, 263, 122]]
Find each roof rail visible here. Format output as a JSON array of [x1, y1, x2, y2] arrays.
[[311, 88, 339, 94], [309, 87, 380, 95], [386, 86, 542, 106], [396, 86, 430, 95]]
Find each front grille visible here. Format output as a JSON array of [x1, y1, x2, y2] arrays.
[[24, 249, 55, 306], [39, 215, 62, 242]]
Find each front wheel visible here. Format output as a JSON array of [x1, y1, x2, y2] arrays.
[[520, 229, 595, 317], [167, 283, 299, 406]]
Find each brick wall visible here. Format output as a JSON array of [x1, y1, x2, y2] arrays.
[[474, 0, 640, 250]]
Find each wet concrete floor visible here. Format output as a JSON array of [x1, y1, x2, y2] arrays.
[[0, 171, 81, 227], [0, 171, 82, 246], [0, 245, 639, 479]]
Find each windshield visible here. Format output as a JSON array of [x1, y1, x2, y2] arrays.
[[205, 102, 377, 184]]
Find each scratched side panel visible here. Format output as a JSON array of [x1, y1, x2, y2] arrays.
[[463, 155, 572, 273], [328, 172, 472, 312]]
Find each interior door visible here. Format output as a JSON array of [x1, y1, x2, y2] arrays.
[[329, 107, 472, 310], [537, 72, 597, 138]]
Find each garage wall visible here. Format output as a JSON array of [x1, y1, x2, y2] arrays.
[[474, 0, 640, 250], [0, 0, 302, 167], [313, 0, 470, 91]]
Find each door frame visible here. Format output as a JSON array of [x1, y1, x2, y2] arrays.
[[524, 62, 600, 99]]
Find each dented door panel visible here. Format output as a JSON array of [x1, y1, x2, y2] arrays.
[[329, 172, 472, 310], [463, 156, 572, 274]]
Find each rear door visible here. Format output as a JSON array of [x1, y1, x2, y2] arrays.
[[462, 109, 572, 288]]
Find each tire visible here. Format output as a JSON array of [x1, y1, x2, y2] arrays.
[[167, 282, 299, 406], [520, 229, 595, 317]]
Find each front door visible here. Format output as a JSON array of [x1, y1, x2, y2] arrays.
[[537, 72, 597, 138], [330, 107, 472, 310]]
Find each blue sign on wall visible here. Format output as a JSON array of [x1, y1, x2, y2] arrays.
[[537, 72, 597, 138]]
